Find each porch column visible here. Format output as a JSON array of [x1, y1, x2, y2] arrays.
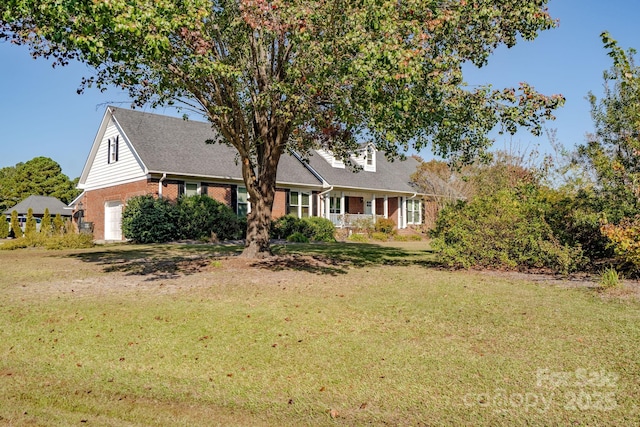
[[400, 196, 407, 229], [371, 194, 376, 220], [324, 193, 330, 219], [383, 196, 388, 219], [340, 192, 345, 215]]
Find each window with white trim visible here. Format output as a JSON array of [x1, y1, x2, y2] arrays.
[[406, 199, 422, 224], [329, 196, 341, 214], [237, 187, 249, 217], [289, 191, 310, 218], [184, 182, 199, 197]]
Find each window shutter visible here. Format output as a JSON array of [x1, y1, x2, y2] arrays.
[[230, 185, 238, 213], [344, 197, 350, 214], [114, 136, 119, 162], [201, 183, 208, 196], [177, 181, 185, 196], [312, 191, 319, 217], [107, 138, 111, 164], [285, 189, 290, 212]]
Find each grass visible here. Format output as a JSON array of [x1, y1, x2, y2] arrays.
[[0, 241, 638, 425]]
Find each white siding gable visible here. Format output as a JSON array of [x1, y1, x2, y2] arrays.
[[82, 119, 147, 190], [315, 148, 345, 169]]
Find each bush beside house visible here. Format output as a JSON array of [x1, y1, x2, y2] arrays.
[[122, 195, 246, 244]]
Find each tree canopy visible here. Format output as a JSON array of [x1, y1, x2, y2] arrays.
[[579, 32, 640, 223], [1, 0, 564, 257], [0, 157, 80, 212]]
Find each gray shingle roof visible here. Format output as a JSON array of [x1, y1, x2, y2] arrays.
[[3, 195, 71, 216], [111, 107, 323, 186], [302, 151, 422, 194]]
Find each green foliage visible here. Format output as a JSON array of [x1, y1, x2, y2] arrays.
[[371, 232, 388, 241], [122, 195, 179, 244], [271, 215, 335, 242], [53, 214, 65, 235], [123, 195, 245, 244], [601, 216, 640, 274], [0, 0, 564, 257], [271, 215, 303, 240], [176, 195, 244, 241], [0, 215, 9, 239], [599, 267, 622, 290], [0, 228, 94, 250], [578, 33, 640, 223], [374, 218, 396, 235], [286, 232, 309, 243], [24, 208, 36, 236], [9, 210, 19, 238], [303, 217, 336, 242], [41, 208, 53, 236], [431, 187, 585, 274], [347, 233, 369, 243], [0, 157, 80, 212]]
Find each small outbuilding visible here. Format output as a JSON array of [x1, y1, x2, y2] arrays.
[[3, 195, 73, 219]]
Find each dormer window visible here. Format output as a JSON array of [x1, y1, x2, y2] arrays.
[[366, 147, 374, 166], [363, 145, 376, 172], [107, 136, 119, 164]]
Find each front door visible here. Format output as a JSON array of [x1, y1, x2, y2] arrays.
[[104, 201, 123, 240]]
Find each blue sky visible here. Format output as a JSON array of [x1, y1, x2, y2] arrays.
[[1, 0, 639, 179]]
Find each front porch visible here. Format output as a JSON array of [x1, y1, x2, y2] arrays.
[[318, 191, 422, 229]]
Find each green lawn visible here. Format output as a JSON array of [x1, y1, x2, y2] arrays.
[[0, 242, 638, 425]]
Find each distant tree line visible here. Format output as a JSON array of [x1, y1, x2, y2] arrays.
[[0, 157, 80, 212]]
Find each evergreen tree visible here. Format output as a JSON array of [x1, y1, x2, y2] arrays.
[[9, 210, 20, 238], [24, 208, 37, 236], [0, 214, 9, 239], [53, 214, 65, 235], [41, 208, 53, 236]]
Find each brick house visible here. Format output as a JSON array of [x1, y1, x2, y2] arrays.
[[75, 107, 431, 241]]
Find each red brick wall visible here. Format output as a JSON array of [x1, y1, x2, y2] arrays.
[[81, 179, 155, 240], [207, 183, 232, 206], [83, 180, 296, 240], [272, 189, 287, 218]]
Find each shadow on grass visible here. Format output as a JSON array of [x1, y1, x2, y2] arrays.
[[67, 243, 242, 281], [66, 241, 440, 278], [264, 241, 440, 274]]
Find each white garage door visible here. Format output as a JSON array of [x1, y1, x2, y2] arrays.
[[104, 201, 123, 241]]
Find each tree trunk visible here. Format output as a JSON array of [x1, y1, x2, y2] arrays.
[[241, 193, 274, 258]]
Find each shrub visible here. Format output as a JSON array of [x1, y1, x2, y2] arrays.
[[375, 217, 396, 235], [270, 216, 335, 242], [53, 214, 65, 235], [371, 232, 388, 241], [287, 232, 309, 243], [0, 231, 94, 250], [271, 215, 304, 240], [176, 195, 244, 241], [24, 208, 37, 236], [41, 208, 53, 236], [10, 210, 20, 238], [122, 195, 178, 243], [601, 216, 640, 274], [347, 233, 368, 242], [0, 215, 9, 239], [303, 217, 336, 242], [430, 188, 585, 274]]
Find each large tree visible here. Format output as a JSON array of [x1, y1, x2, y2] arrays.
[[579, 32, 640, 223], [0, 0, 564, 257], [0, 157, 80, 212]]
